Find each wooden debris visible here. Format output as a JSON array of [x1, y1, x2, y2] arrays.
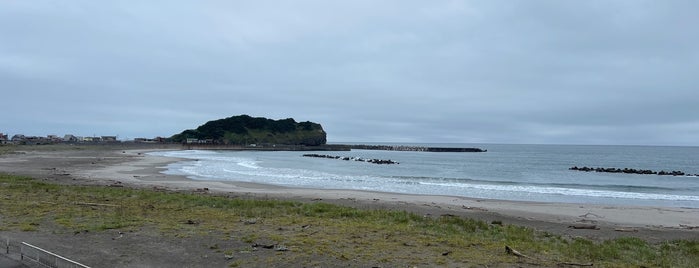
[[75, 202, 118, 207], [505, 245, 533, 259], [614, 228, 638, 232], [558, 261, 594, 267], [579, 212, 604, 219], [252, 243, 276, 249], [568, 224, 599, 230], [462, 205, 488, 211], [507, 245, 594, 267]]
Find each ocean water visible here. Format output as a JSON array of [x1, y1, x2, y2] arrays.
[[149, 144, 699, 208]]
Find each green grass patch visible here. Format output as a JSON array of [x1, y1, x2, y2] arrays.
[[1, 173, 697, 267]]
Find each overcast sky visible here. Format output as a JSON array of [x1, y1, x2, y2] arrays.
[[1, 1, 697, 146]]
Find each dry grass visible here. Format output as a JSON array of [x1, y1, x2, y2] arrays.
[[1, 174, 697, 267]]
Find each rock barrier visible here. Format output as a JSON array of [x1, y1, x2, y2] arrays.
[[303, 154, 399, 165], [570, 166, 698, 177]]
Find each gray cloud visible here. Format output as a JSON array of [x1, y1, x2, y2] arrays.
[[1, 1, 697, 145]]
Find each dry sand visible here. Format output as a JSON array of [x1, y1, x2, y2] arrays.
[[1, 145, 698, 267]]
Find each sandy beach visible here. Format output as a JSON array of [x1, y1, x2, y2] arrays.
[[1, 145, 698, 267]]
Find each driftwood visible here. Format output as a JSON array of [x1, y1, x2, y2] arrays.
[[506, 245, 594, 267], [505, 245, 533, 259], [559, 262, 594, 267], [614, 228, 638, 232], [568, 224, 599, 230], [680, 224, 699, 230], [75, 202, 118, 207]]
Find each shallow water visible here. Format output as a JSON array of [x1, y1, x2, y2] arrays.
[[150, 144, 699, 208]]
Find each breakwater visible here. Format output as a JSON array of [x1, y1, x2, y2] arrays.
[[303, 154, 399, 165], [181, 143, 486, 152], [570, 166, 698, 177], [345, 145, 486, 152], [183, 144, 351, 151]]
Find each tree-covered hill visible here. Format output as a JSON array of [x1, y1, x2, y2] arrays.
[[171, 115, 327, 146]]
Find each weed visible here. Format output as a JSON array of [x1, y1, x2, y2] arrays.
[[1, 173, 698, 267]]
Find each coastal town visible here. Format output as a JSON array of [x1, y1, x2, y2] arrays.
[[0, 132, 168, 145]]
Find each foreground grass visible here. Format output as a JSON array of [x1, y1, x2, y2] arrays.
[[1, 174, 697, 267]]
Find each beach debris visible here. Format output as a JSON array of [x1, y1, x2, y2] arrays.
[[152, 186, 167, 191], [251, 242, 288, 251], [252, 243, 274, 249], [243, 218, 258, 225], [75, 202, 118, 207], [568, 224, 599, 230], [679, 224, 699, 229], [614, 228, 638, 232], [507, 245, 594, 267], [558, 262, 594, 267], [505, 245, 533, 259], [112, 231, 124, 240], [224, 254, 234, 260], [302, 154, 399, 165], [462, 205, 488, 212], [579, 212, 604, 219]]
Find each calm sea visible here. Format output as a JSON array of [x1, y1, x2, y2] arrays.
[[150, 144, 699, 208]]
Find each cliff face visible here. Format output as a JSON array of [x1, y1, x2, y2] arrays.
[[171, 115, 327, 146]]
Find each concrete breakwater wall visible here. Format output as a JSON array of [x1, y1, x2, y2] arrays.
[[183, 144, 351, 151], [345, 145, 486, 152], [181, 143, 486, 153], [570, 166, 698, 177]]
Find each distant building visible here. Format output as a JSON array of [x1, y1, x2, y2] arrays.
[[0, 133, 8, 144], [185, 138, 203, 144], [101, 136, 117, 142], [47, 135, 63, 142], [11, 134, 26, 142], [135, 138, 155, 143], [82, 136, 102, 142], [64, 135, 79, 142]]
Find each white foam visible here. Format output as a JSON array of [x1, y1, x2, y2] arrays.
[[418, 181, 699, 201]]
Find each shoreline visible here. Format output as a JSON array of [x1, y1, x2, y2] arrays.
[[2, 146, 698, 242]]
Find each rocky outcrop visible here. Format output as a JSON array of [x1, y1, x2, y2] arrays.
[[171, 115, 327, 146]]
